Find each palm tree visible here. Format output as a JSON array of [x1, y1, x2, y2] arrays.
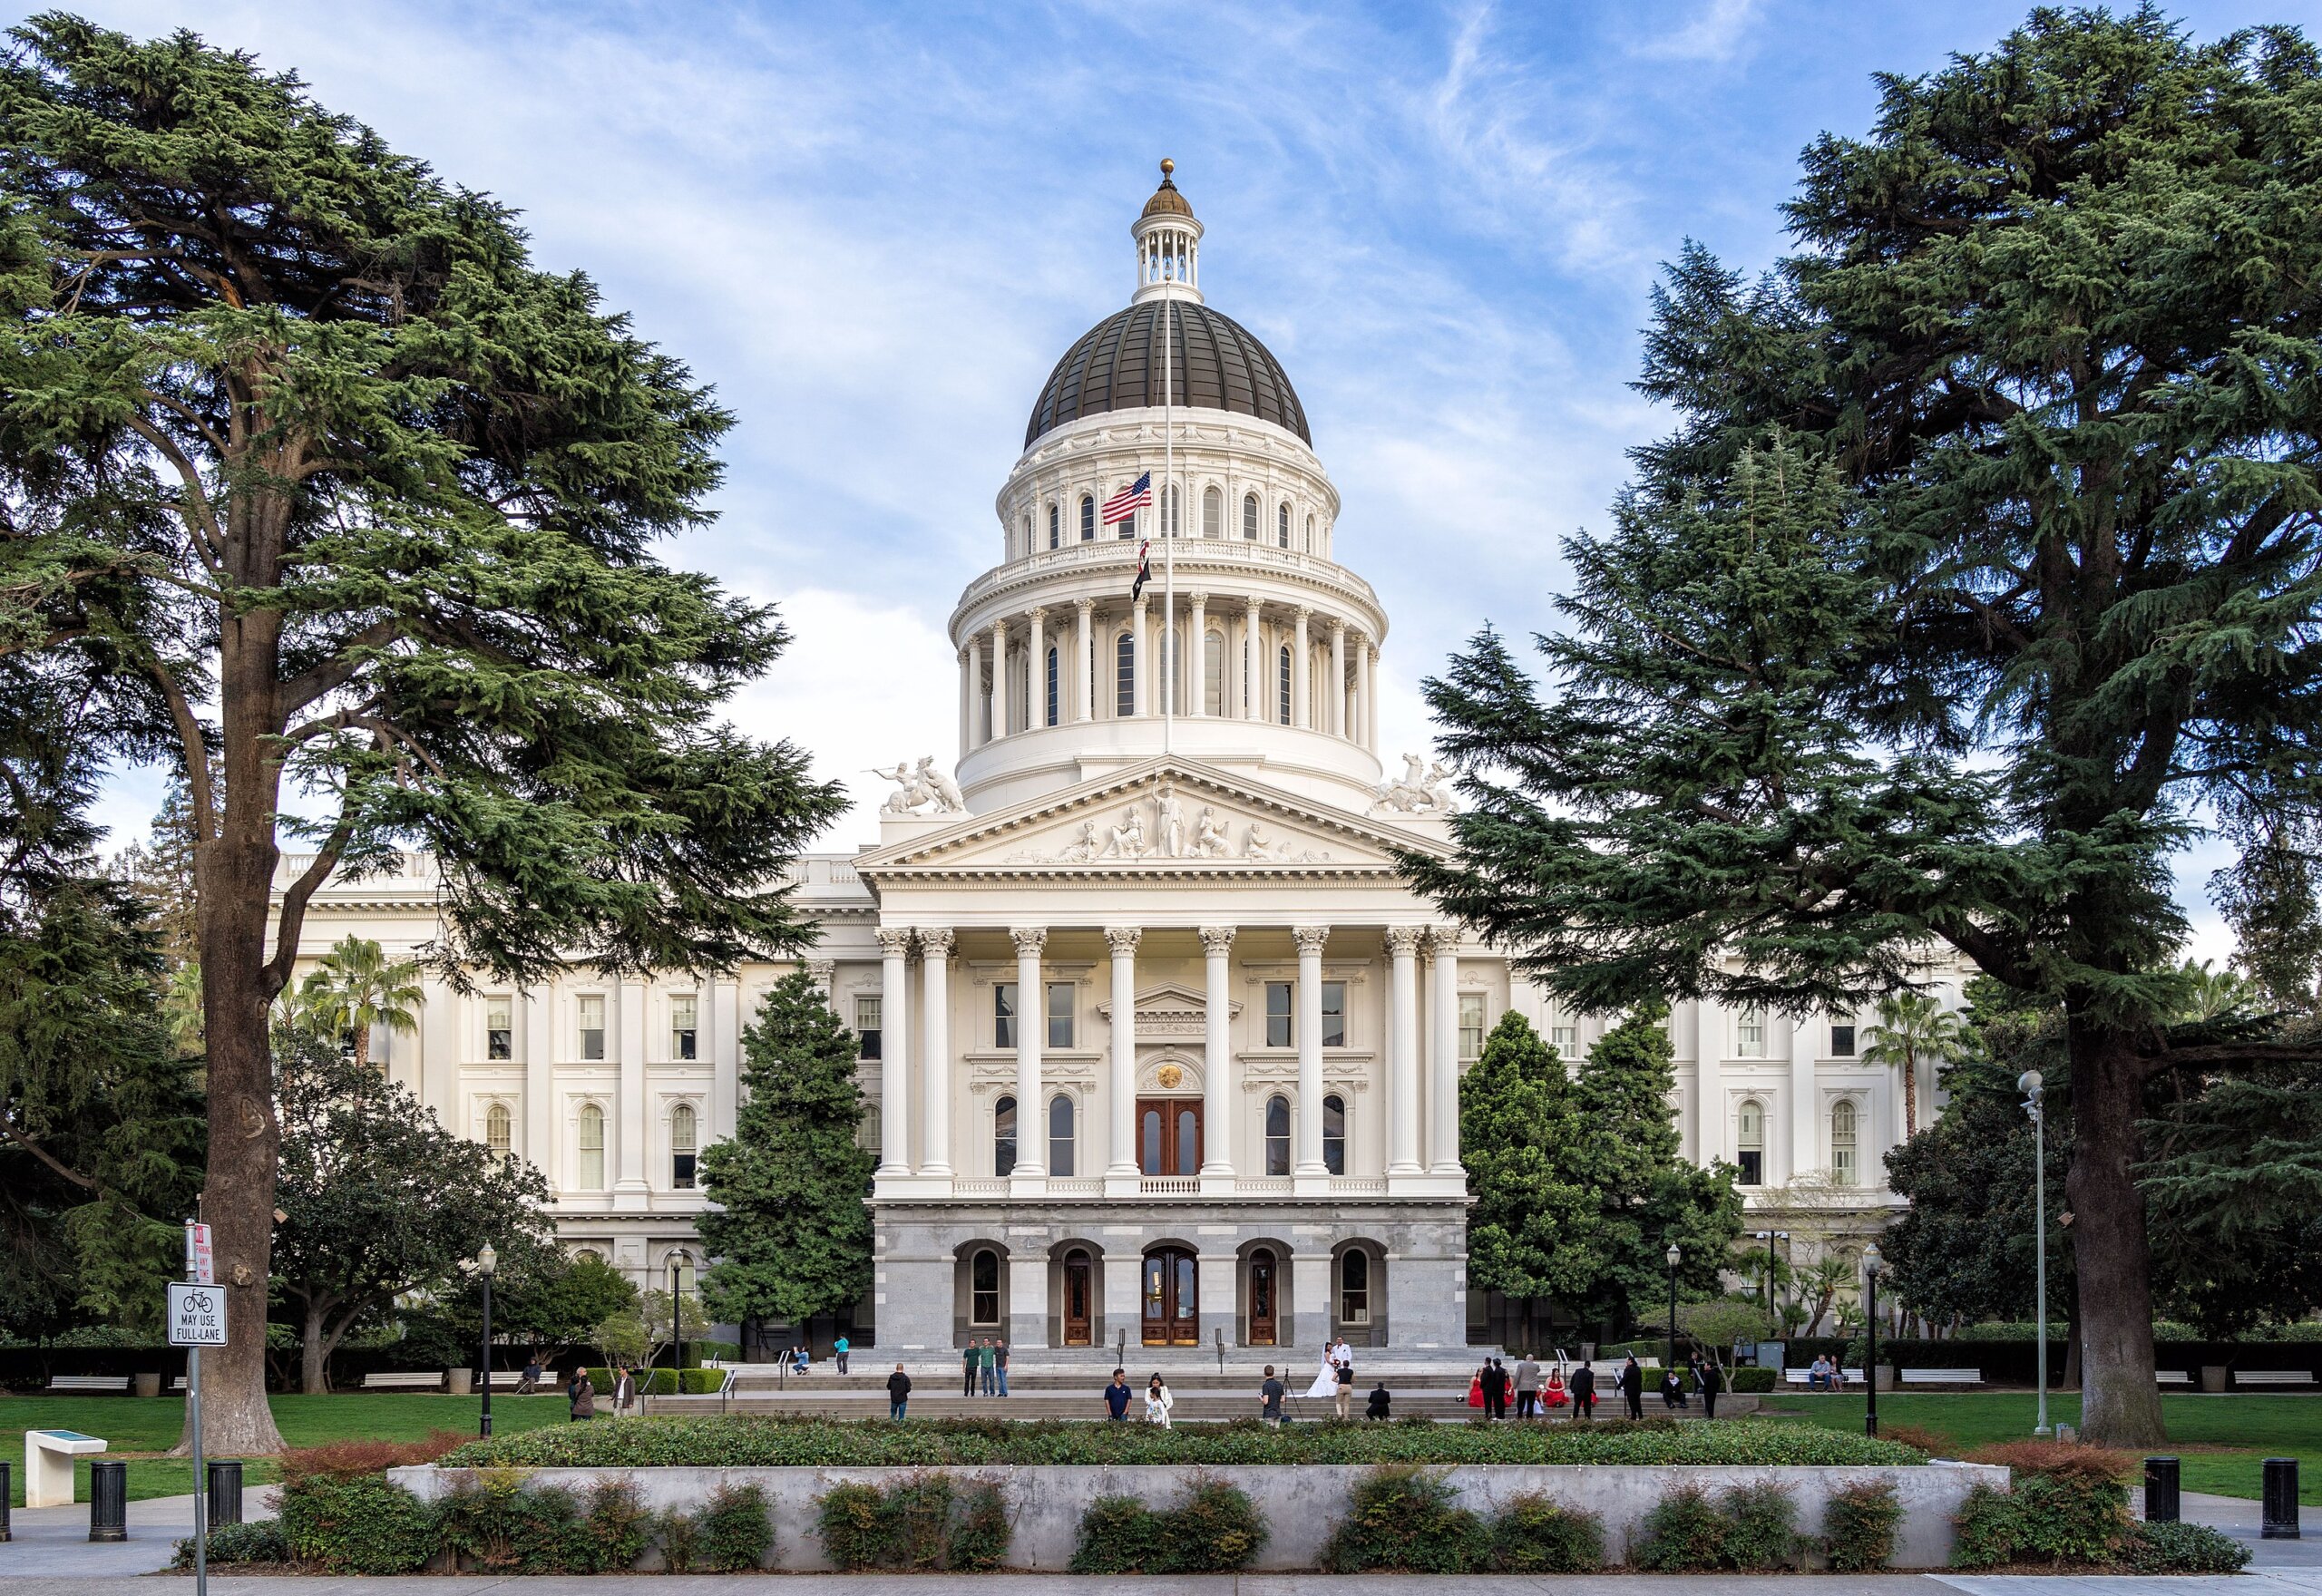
[[299, 935, 424, 1072], [1862, 989, 1966, 1140], [2177, 958, 2258, 1022]]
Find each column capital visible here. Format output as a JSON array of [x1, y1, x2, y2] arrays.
[[1244, 594, 1263, 610], [918, 928, 955, 959], [1028, 604, 1048, 623], [1423, 925, 1463, 957], [992, 615, 1010, 638], [1187, 590, 1208, 608], [1293, 604, 1313, 622], [805, 958, 836, 989], [874, 927, 913, 959], [1010, 926, 1049, 957], [1292, 925, 1331, 956], [1132, 595, 1150, 615], [1330, 616, 1347, 637], [1199, 925, 1236, 957], [1384, 925, 1425, 957], [1075, 596, 1096, 615], [1104, 925, 1144, 956]]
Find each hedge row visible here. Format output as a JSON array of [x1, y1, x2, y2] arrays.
[[1782, 1337, 2320, 1384], [441, 1415, 1925, 1471], [1952, 1443, 2248, 1573]]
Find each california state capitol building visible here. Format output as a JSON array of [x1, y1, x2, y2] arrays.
[[276, 167, 1956, 1358]]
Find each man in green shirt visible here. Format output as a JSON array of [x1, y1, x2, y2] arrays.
[[978, 1338, 997, 1396]]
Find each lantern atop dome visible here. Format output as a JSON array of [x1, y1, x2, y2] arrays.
[[1132, 158, 1202, 306]]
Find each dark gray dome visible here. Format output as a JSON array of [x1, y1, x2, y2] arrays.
[[1025, 299, 1310, 449]]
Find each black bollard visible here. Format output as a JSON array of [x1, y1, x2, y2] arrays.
[[88, 1459, 128, 1542], [1, 1461, 12, 1542], [2143, 1456, 2180, 1522], [2263, 1457, 2301, 1540], [207, 1458, 243, 1526]]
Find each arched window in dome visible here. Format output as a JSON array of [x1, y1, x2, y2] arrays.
[[1306, 513, 1316, 552], [1162, 483, 1178, 539], [1044, 647, 1059, 727], [1202, 486, 1222, 539], [1277, 501, 1291, 549], [1049, 503, 1060, 550], [1277, 646, 1293, 725], [1080, 495, 1096, 541], [1116, 632, 1135, 717], [1243, 493, 1259, 540], [1204, 630, 1224, 716], [1018, 515, 1029, 558], [1117, 501, 1135, 540]]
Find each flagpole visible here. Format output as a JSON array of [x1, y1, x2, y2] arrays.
[[1161, 224, 1176, 757]]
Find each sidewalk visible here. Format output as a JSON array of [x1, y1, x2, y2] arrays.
[[0, 1486, 277, 1579]]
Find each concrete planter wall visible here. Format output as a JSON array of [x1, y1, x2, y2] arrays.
[[392, 1460, 2006, 1572]]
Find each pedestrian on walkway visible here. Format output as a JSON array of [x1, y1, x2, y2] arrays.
[[886, 1363, 911, 1419], [1571, 1360, 1596, 1420], [1620, 1356, 1644, 1420], [1700, 1358, 1723, 1419], [611, 1364, 639, 1419], [834, 1335, 850, 1375], [1514, 1352, 1541, 1418], [979, 1338, 997, 1396], [962, 1338, 980, 1396], [1146, 1373, 1175, 1427], [1258, 1364, 1285, 1426], [1105, 1367, 1134, 1420], [567, 1367, 596, 1421], [994, 1338, 1010, 1396]]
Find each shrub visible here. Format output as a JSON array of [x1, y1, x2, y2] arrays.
[[279, 1429, 466, 1479], [696, 1483, 773, 1572], [1490, 1493, 1604, 1572], [947, 1480, 1011, 1572], [1822, 1479, 1901, 1571], [815, 1482, 889, 1572], [1071, 1478, 1263, 1573], [1722, 1481, 1800, 1570], [1068, 1496, 1167, 1574], [575, 1479, 653, 1572], [1953, 1442, 2132, 1567], [1950, 1484, 2028, 1569], [1632, 1484, 1729, 1572], [1880, 1423, 1952, 1455], [1730, 1367, 1778, 1393], [656, 1508, 701, 1573], [878, 1474, 955, 1569], [812, 1473, 1007, 1571], [171, 1520, 290, 1569], [1323, 1467, 1489, 1573], [278, 1473, 440, 1575], [2124, 1521, 2250, 1574], [437, 1475, 581, 1574]]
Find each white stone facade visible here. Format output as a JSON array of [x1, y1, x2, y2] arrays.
[[275, 172, 1948, 1353]]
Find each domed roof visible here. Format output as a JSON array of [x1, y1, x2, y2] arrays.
[[1142, 161, 1193, 219], [1024, 298, 1310, 448]]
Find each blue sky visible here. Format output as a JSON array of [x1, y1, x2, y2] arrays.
[[57, 0, 2288, 959]]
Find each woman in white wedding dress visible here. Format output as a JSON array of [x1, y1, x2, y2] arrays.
[[1306, 1338, 1351, 1398]]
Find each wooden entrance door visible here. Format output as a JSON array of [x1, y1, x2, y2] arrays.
[[1137, 1098, 1202, 1177], [1062, 1251, 1094, 1346], [1143, 1247, 1198, 1344], [1247, 1249, 1278, 1346]]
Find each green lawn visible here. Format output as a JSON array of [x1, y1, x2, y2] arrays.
[[2, 1393, 572, 1505], [1759, 1391, 2322, 1504]]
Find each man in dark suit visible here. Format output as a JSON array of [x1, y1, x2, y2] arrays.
[[1570, 1360, 1597, 1419], [1620, 1355, 1645, 1419]]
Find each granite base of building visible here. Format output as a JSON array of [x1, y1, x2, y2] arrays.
[[872, 1198, 1467, 1353]]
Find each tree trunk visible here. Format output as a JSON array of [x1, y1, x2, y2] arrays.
[[1903, 1044, 1918, 1139], [302, 1304, 329, 1396], [2064, 1017, 2166, 1446]]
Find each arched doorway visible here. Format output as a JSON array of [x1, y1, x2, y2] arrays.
[[1247, 1248, 1279, 1346], [1143, 1247, 1198, 1345], [1062, 1249, 1095, 1346]]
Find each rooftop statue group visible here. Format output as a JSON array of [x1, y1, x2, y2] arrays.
[[1369, 754, 1457, 817], [869, 755, 967, 816]]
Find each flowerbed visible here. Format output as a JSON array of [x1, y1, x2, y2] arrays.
[[440, 1413, 1925, 1470]]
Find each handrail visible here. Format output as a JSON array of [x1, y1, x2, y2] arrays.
[[718, 1365, 738, 1415]]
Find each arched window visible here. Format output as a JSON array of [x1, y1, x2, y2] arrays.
[[1080, 494, 1096, 540], [994, 1095, 1018, 1178], [1019, 514, 1029, 558], [484, 1102, 511, 1161], [572, 1248, 602, 1265], [1323, 1093, 1347, 1175], [1049, 1094, 1075, 1177], [668, 1248, 695, 1296], [1735, 1099, 1764, 1185], [1162, 482, 1178, 538], [1117, 496, 1135, 540], [1116, 632, 1136, 716], [1735, 1007, 1767, 1056], [1340, 1249, 1371, 1325], [1278, 646, 1293, 725], [1277, 501, 1291, 548], [1243, 492, 1259, 540], [1044, 646, 1059, 727], [1202, 485, 1222, 538], [577, 1103, 605, 1189], [670, 1101, 698, 1190], [1204, 630, 1224, 716], [1264, 1094, 1291, 1176], [1306, 513, 1315, 551], [1830, 1099, 1859, 1186], [970, 1247, 1001, 1325]]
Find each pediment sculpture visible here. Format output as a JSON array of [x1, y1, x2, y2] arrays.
[[1369, 753, 1457, 816], [1004, 783, 1333, 864], [871, 755, 967, 816]]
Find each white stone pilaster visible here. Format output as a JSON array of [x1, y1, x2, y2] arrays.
[[875, 928, 912, 1178], [920, 929, 954, 1177], [1010, 926, 1047, 1183], [1427, 931, 1461, 1174], [1027, 606, 1048, 728], [1073, 599, 1094, 722], [1244, 598, 1263, 722], [1292, 607, 1312, 728], [990, 617, 1010, 738], [614, 978, 649, 1205], [1105, 926, 1140, 1186], [523, 987, 552, 1171], [1363, 641, 1379, 749], [1696, 998, 1725, 1166], [1330, 619, 1347, 737], [1131, 599, 1150, 718], [1188, 592, 1208, 716], [1788, 1013, 1815, 1182], [958, 646, 971, 757], [1293, 926, 1330, 1184], [1386, 927, 1423, 1176], [1199, 926, 1234, 1183]]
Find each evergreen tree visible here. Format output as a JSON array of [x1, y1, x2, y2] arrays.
[[1458, 1012, 1586, 1348], [1407, 15, 2322, 1444], [697, 972, 874, 1333], [0, 17, 845, 1449]]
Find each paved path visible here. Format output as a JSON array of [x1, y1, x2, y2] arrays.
[[0, 1487, 277, 1579]]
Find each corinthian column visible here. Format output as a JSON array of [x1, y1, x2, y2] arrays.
[[1426, 929, 1461, 1174], [1292, 608, 1312, 728], [1074, 599, 1094, 722], [919, 929, 953, 1178], [875, 928, 912, 1178], [1010, 927, 1047, 1182], [990, 617, 1010, 740], [1244, 598, 1263, 721], [1131, 598, 1150, 717], [1293, 926, 1330, 1182], [1105, 926, 1141, 1185], [1199, 926, 1234, 1182], [1188, 593, 1208, 717], [1330, 619, 1347, 737], [1386, 926, 1423, 1176], [1027, 607, 1048, 728]]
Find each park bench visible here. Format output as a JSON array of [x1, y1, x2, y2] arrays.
[[24, 1428, 106, 1506], [45, 1374, 130, 1393], [1899, 1367, 1980, 1387], [1782, 1367, 1865, 1387], [360, 1370, 445, 1391], [2156, 1369, 2193, 1386], [2233, 1370, 2313, 1388]]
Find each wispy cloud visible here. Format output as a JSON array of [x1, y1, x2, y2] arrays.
[[1634, 0, 1765, 63]]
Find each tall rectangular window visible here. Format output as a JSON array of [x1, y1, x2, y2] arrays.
[[485, 996, 512, 1060], [1264, 981, 1293, 1047], [1550, 1011, 1576, 1056], [578, 995, 606, 1061], [1116, 634, 1135, 716], [1321, 981, 1347, 1048], [1049, 502, 1060, 549], [670, 993, 698, 1060], [855, 994, 882, 1060], [1458, 994, 1487, 1062], [994, 983, 1017, 1049], [1829, 1022, 1857, 1057], [1735, 1007, 1766, 1057], [670, 1102, 698, 1189], [1046, 980, 1074, 1048], [1044, 647, 1059, 726]]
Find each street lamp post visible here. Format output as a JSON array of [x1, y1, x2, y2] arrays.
[[1665, 1242, 1682, 1373], [1753, 1230, 1790, 1348], [669, 1254, 688, 1395], [475, 1242, 496, 1439], [2020, 1070, 2051, 1437], [1862, 1241, 1883, 1439]]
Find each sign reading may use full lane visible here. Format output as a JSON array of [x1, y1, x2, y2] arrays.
[[167, 1281, 229, 1347]]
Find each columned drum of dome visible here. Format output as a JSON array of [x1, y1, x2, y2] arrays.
[[1026, 299, 1311, 448]]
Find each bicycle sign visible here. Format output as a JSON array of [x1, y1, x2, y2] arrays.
[[167, 1281, 229, 1347]]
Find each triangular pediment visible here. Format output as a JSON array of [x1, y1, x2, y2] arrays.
[[855, 758, 1449, 880], [1095, 982, 1242, 1035]]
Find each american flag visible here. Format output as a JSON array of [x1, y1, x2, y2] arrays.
[[1101, 472, 1152, 525]]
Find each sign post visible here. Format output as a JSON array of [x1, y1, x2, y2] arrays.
[[169, 1224, 224, 1596]]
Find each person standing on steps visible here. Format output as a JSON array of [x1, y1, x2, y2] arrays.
[[1258, 1364, 1286, 1426], [1481, 1356, 1510, 1420], [1514, 1351, 1542, 1419], [994, 1338, 1010, 1396], [1620, 1355, 1645, 1420], [962, 1338, 980, 1396], [834, 1335, 850, 1375], [1700, 1357, 1723, 1420], [886, 1362, 911, 1419], [1333, 1349, 1355, 1419], [979, 1337, 997, 1396], [1105, 1367, 1134, 1420], [1145, 1372, 1175, 1427], [1571, 1359, 1597, 1420]]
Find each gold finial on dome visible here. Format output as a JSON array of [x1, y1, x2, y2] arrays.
[[1160, 158, 1174, 176], [1142, 158, 1193, 219]]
